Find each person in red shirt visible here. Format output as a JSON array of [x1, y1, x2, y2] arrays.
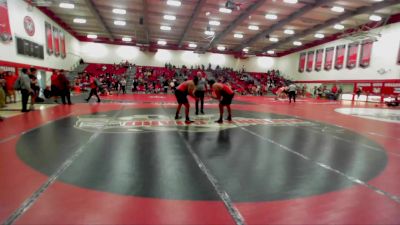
[[50, 70, 61, 103], [4, 71, 17, 103], [174, 77, 198, 123], [209, 80, 234, 123], [85, 74, 101, 103]]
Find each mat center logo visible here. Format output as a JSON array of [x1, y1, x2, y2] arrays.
[[75, 114, 314, 133]]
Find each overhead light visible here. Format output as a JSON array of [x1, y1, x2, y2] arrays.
[[373, 0, 384, 1], [188, 43, 197, 48], [112, 8, 126, 15], [334, 24, 345, 30], [283, 0, 298, 4], [331, 6, 345, 13], [164, 15, 176, 21], [293, 41, 302, 46], [167, 0, 181, 7], [269, 37, 279, 42], [59, 3, 74, 9], [122, 37, 132, 42], [205, 30, 215, 36], [157, 40, 167, 45], [209, 20, 220, 26], [248, 25, 259, 30], [369, 14, 382, 21], [284, 29, 295, 35], [267, 50, 275, 55], [217, 46, 226, 51], [219, 7, 232, 13], [243, 48, 249, 53], [87, 34, 97, 39], [265, 14, 278, 20], [114, 20, 126, 26], [160, 25, 171, 31], [73, 18, 86, 24], [205, 12, 210, 16], [234, 33, 243, 39], [315, 33, 325, 39]]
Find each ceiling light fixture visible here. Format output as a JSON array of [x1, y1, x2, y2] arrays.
[[188, 43, 197, 48], [267, 50, 275, 54], [59, 3, 74, 9], [293, 41, 302, 46], [331, 6, 345, 13], [265, 14, 278, 20], [315, 33, 325, 39], [234, 33, 243, 39], [205, 30, 215, 36], [160, 25, 172, 31], [334, 24, 345, 30], [284, 29, 295, 35], [248, 25, 259, 30], [209, 20, 220, 26], [283, 0, 298, 4], [269, 37, 279, 42], [122, 37, 132, 42], [164, 15, 176, 20], [114, 20, 126, 26], [219, 7, 232, 13], [243, 48, 249, 52], [217, 46, 226, 51], [112, 8, 126, 14], [73, 18, 86, 24], [157, 40, 167, 45], [369, 14, 382, 21], [87, 34, 97, 39], [167, 0, 181, 7]]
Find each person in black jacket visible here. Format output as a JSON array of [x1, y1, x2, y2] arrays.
[[58, 70, 72, 105]]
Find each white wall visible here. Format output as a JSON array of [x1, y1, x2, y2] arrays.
[[0, 0, 81, 70], [80, 42, 277, 72], [277, 22, 400, 81]]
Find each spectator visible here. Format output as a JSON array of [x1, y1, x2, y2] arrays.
[[5, 71, 17, 103], [58, 70, 72, 105], [14, 68, 33, 112], [288, 83, 297, 103]]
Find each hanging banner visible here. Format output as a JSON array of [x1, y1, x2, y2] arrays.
[[360, 40, 373, 68], [60, 31, 66, 58], [0, 0, 12, 43], [324, 47, 334, 71], [314, 49, 324, 71], [335, 45, 346, 70], [298, 52, 306, 73], [53, 26, 60, 57], [45, 22, 53, 55], [346, 42, 359, 69], [306, 51, 314, 72]]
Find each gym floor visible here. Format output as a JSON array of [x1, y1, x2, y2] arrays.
[[1, 94, 399, 225]]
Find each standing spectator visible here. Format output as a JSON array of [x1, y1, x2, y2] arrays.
[[28, 68, 40, 110], [0, 70, 6, 108], [195, 72, 207, 115], [85, 74, 101, 103], [356, 87, 362, 98], [51, 70, 61, 103], [288, 83, 297, 103], [5, 71, 17, 103], [163, 79, 169, 94], [119, 77, 127, 94], [14, 68, 33, 112], [132, 78, 138, 92], [58, 70, 72, 105]]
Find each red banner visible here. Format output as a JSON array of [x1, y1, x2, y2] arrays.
[[335, 45, 346, 70], [347, 42, 359, 69], [53, 26, 60, 57], [45, 22, 53, 55], [324, 47, 334, 71], [60, 32, 66, 58], [306, 51, 314, 72], [360, 40, 373, 68], [314, 49, 323, 71], [0, 0, 12, 43], [298, 52, 306, 73]]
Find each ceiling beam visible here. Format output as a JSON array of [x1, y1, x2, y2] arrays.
[[233, 0, 337, 51], [141, 0, 151, 44], [83, 0, 114, 41], [206, 0, 266, 50], [178, 0, 207, 47], [263, 0, 400, 52]]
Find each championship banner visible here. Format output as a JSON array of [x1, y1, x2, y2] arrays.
[[53, 26, 60, 57], [346, 42, 359, 69], [0, 0, 12, 43], [306, 51, 314, 72], [314, 49, 323, 71], [360, 40, 373, 68], [324, 47, 334, 71], [45, 22, 53, 55], [335, 45, 346, 70], [298, 52, 306, 73], [60, 31, 66, 58]]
